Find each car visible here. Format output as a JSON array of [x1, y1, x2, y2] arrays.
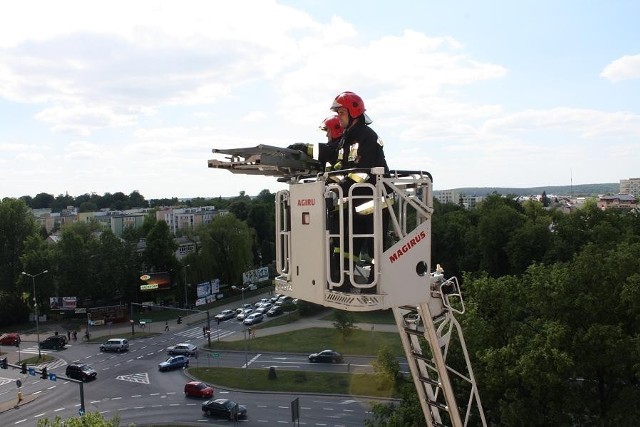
[[254, 306, 270, 315], [202, 398, 248, 420], [235, 304, 253, 314], [99, 338, 129, 352], [184, 381, 214, 398], [65, 363, 97, 381], [236, 308, 253, 321], [214, 309, 236, 322], [243, 312, 264, 325], [0, 333, 20, 346], [266, 305, 283, 317], [254, 298, 270, 307], [275, 295, 293, 306], [270, 294, 283, 303], [159, 355, 189, 371], [39, 335, 66, 350], [167, 343, 198, 356], [308, 349, 343, 363]]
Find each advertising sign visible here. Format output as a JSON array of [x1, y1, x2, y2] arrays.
[[242, 267, 269, 285], [49, 297, 78, 310], [139, 272, 171, 291]]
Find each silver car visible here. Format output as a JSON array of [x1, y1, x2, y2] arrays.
[[100, 338, 129, 352], [167, 343, 198, 356]]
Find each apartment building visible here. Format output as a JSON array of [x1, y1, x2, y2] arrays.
[[620, 178, 640, 197]]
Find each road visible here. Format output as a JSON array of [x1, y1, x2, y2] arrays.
[[0, 310, 400, 426]]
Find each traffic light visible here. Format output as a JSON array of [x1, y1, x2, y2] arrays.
[[41, 367, 48, 379], [0, 357, 7, 369], [21, 362, 27, 374]]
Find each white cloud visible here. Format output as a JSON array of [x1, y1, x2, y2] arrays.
[[600, 54, 640, 82]]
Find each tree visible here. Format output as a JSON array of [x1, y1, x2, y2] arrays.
[[142, 220, 178, 273], [332, 309, 357, 341], [0, 198, 39, 293], [372, 345, 401, 394], [197, 214, 253, 286]]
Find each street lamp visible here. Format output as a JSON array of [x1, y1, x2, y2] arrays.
[[183, 264, 190, 309], [232, 284, 250, 377], [22, 269, 49, 359]]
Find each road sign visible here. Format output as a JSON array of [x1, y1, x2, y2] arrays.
[[139, 319, 152, 323], [27, 367, 36, 376], [16, 379, 22, 388], [48, 373, 57, 381], [209, 352, 220, 358]]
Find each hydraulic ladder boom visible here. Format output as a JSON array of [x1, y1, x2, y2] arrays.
[[208, 145, 487, 426]]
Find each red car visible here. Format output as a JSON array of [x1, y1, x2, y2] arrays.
[[184, 381, 214, 398], [0, 333, 20, 346]]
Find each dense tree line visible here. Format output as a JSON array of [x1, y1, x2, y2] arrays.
[[369, 196, 640, 426], [0, 190, 275, 324]]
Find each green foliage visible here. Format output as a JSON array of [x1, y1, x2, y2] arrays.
[[332, 309, 357, 341], [365, 382, 426, 427], [37, 412, 122, 426], [142, 220, 178, 272], [197, 214, 253, 286], [372, 345, 401, 392], [0, 198, 39, 293]]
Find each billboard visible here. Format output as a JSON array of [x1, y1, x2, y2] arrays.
[[242, 267, 269, 285], [49, 297, 78, 310], [139, 272, 171, 291], [196, 279, 220, 298]]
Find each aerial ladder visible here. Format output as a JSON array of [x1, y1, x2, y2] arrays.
[[208, 145, 487, 427]]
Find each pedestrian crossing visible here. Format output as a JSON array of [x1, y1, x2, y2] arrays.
[[174, 326, 235, 341]]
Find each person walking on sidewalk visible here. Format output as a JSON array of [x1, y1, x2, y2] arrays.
[[165, 321, 170, 332]]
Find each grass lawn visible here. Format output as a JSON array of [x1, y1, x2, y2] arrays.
[[207, 326, 404, 357], [190, 366, 400, 399]]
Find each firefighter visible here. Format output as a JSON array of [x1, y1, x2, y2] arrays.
[[329, 91, 389, 288], [330, 91, 388, 174], [317, 115, 343, 170]]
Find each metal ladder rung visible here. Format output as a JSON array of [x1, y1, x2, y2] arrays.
[[418, 374, 441, 387], [411, 351, 434, 364], [426, 398, 449, 411], [403, 327, 424, 336]]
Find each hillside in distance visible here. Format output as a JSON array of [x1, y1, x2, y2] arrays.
[[441, 183, 620, 197]]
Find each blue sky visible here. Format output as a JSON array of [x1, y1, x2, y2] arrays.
[[1, 0, 638, 200]]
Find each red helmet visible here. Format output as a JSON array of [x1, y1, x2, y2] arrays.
[[319, 115, 343, 140], [330, 91, 365, 118]]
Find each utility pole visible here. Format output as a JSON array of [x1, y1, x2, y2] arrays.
[[21, 270, 49, 359]]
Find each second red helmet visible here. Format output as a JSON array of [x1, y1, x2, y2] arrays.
[[330, 91, 365, 118], [320, 115, 344, 140]]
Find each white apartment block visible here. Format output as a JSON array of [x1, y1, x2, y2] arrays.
[[620, 178, 640, 197]]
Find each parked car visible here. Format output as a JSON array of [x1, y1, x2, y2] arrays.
[[65, 363, 97, 381], [243, 312, 264, 326], [235, 304, 253, 314], [254, 298, 270, 307], [254, 306, 270, 315], [308, 349, 343, 364], [0, 333, 20, 346], [214, 309, 235, 322], [275, 295, 293, 306], [184, 381, 214, 398], [266, 305, 283, 317], [39, 335, 66, 350], [99, 338, 129, 352], [202, 398, 248, 420], [236, 308, 253, 321], [167, 343, 198, 356], [159, 355, 190, 371], [270, 294, 283, 303]]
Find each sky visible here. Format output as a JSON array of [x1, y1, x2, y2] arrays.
[[1, 0, 639, 200]]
